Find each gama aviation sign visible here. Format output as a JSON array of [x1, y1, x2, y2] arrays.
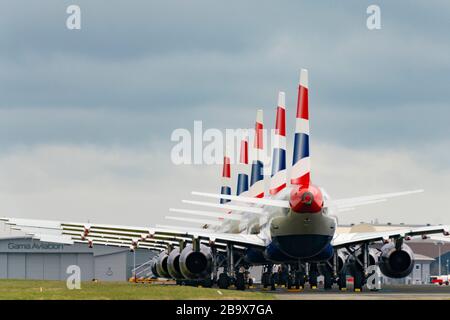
[[8, 242, 64, 250]]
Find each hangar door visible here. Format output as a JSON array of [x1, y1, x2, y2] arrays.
[[3, 253, 94, 281]]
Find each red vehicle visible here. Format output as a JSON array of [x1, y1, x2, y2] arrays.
[[430, 275, 449, 285]]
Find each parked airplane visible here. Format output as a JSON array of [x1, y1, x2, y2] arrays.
[[2, 69, 449, 291]]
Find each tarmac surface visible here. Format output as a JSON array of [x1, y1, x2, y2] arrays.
[[260, 284, 450, 300]]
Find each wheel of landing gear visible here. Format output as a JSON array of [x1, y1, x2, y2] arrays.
[[287, 276, 293, 289], [337, 272, 347, 291], [270, 273, 276, 291], [236, 273, 246, 290], [262, 272, 270, 288], [248, 277, 254, 288], [323, 273, 333, 290], [353, 269, 364, 292], [218, 273, 230, 289], [295, 271, 305, 289], [309, 270, 318, 289], [294, 277, 300, 290], [273, 272, 280, 286], [280, 270, 289, 287]]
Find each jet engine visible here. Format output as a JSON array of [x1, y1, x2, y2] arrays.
[[155, 251, 170, 278], [179, 244, 212, 279], [167, 248, 184, 279], [319, 249, 348, 275], [379, 242, 414, 278], [335, 249, 349, 274], [150, 258, 159, 278]]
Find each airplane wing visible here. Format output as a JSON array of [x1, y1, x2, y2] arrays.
[[0, 217, 266, 252], [332, 225, 450, 248], [332, 189, 424, 211]]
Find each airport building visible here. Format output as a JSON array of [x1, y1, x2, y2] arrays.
[[0, 236, 156, 281]]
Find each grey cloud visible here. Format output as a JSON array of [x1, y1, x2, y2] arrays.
[[2, 0, 449, 112]]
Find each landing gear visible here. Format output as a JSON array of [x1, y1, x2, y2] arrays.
[[218, 272, 231, 289], [337, 271, 347, 291], [323, 271, 334, 290], [261, 270, 271, 289], [308, 263, 319, 289], [348, 243, 371, 292], [352, 268, 364, 292], [295, 270, 305, 289], [277, 264, 289, 287], [235, 272, 246, 290], [270, 272, 276, 291], [287, 274, 293, 289], [248, 277, 254, 288], [287, 264, 303, 290], [308, 272, 318, 288], [318, 261, 335, 290], [235, 266, 248, 291]]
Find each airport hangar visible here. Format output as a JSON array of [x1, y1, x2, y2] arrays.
[[0, 236, 156, 281]]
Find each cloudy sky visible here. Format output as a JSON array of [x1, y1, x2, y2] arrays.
[[0, 0, 449, 235]]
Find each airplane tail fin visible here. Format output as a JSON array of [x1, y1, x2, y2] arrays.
[[270, 91, 287, 195], [220, 155, 231, 204], [291, 69, 311, 187], [236, 131, 249, 196], [249, 109, 265, 198]]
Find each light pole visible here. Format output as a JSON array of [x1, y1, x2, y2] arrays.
[[434, 241, 444, 276]]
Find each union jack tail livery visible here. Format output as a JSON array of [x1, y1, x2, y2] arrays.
[[249, 109, 264, 198], [291, 69, 310, 187], [236, 131, 249, 196], [220, 155, 231, 204], [270, 91, 287, 195]]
